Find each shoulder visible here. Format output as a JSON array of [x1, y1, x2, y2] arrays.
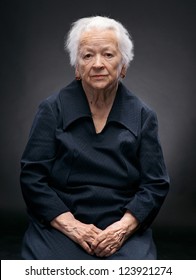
[[37, 80, 78, 118], [120, 83, 157, 122], [124, 84, 154, 110]]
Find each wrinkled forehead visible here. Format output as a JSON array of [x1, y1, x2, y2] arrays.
[[79, 28, 119, 49]]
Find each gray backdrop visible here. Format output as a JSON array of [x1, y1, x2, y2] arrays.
[[1, 0, 195, 231]]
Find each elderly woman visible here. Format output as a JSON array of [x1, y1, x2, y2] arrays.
[[20, 16, 169, 260]]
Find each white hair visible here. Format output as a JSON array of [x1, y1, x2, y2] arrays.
[[65, 16, 134, 68]]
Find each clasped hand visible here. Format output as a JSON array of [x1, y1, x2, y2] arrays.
[[90, 221, 129, 257], [51, 211, 139, 257]]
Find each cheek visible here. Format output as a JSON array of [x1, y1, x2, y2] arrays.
[[108, 60, 123, 73], [78, 63, 91, 76], [110, 65, 122, 77]]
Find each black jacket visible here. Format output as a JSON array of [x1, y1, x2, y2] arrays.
[[20, 80, 169, 231]]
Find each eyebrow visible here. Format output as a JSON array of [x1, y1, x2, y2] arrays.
[[79, 45, 117, 53]]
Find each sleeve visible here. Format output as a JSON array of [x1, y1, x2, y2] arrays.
[[124, 109, 170, 230], [20, 99, 70, 224]]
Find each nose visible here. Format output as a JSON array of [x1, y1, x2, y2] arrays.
[[93, 55, 104, 68]]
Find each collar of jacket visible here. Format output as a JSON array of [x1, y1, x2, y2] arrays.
[[59, 79, 142, 136]]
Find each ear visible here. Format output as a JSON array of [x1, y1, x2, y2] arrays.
[[120, 65, 127, 78], [75, 65, 81, 80]]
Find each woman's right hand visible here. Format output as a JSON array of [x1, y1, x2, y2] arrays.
[[50, 212, 102, 255]]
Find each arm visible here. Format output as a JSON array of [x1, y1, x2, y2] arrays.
[[21, 99, 102, 254], [20, 99, 70, 223], [124, 109, 170, 230]]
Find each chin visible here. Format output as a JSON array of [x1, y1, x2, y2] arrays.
[[90, 81, 109, 90]]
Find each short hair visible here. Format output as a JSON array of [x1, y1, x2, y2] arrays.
[[65, 16, 134, 68]]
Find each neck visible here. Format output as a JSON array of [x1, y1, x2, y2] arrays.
[[82, 82, 118, 109]]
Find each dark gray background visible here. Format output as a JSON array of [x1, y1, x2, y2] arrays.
[[1, 0, 195, 240]]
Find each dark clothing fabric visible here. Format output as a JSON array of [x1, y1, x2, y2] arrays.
[[20, 80, 169, 259], [22, 215, 156, 260]]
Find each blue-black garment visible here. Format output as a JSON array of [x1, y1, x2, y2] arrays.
[[20, 80, 169, 259]]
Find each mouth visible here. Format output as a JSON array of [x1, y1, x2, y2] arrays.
[[91, 75, 107, 79]]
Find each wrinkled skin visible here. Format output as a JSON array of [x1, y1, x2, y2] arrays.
[[51, 211, 139, 257]]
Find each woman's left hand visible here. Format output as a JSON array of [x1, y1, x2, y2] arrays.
[[91, 210, 139, 257]]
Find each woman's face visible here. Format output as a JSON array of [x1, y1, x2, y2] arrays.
[[76, 29, 126, 92]]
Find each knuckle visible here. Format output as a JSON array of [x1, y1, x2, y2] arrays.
[[98, 243, 106, 250], [77, 236, 83, 243]]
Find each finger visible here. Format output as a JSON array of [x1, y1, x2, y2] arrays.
[[91, 229, 102, 237], [93, 237, 115, 255], [94, 233, 124, 256], [80, 240, 94, 255], [96, 231, 124, 249], [80, 226, 101, 244], [96, 246, 113, 257], [88, 224, 102, 235], [96, 245, 118, 257], [93, 227, 102, 234], [104, 248, 117, 257], [91, 232, 107, 249]]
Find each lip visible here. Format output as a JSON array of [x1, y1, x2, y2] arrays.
[[91, 75, 107, 78]]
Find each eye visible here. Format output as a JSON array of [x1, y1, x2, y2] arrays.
[[104, 52, 114, 58], [83, 53, 93, 60]]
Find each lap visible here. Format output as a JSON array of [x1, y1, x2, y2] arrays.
[[21, 219, 156, 260]]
